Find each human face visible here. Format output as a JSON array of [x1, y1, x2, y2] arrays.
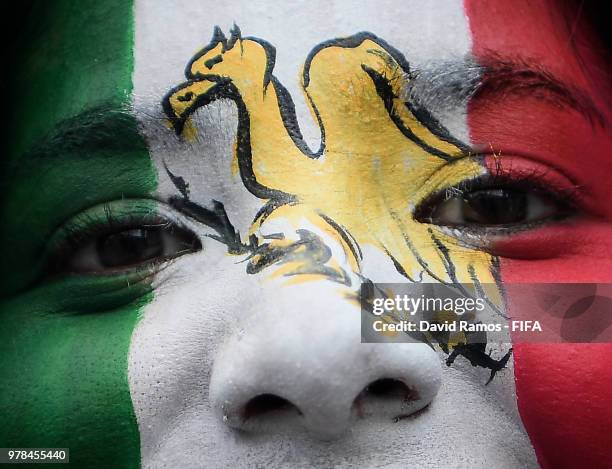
[[1, 1, 609, 468]]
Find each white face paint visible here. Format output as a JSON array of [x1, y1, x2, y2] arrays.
[[130, 0, 538, 467]]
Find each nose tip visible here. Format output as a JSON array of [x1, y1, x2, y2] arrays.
[[210, 339, 441, 439], [209, 285, 441, 439]]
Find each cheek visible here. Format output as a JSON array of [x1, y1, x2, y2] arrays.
[[499, 253, 612, 468], [127, 251, 261, 453], [0, 291, 144, 468], [465, 1, 612, 464], [510, 343, 612, 469]]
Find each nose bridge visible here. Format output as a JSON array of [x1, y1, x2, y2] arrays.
[[209, 281, 441, 439], [249, 204, 363, 284]]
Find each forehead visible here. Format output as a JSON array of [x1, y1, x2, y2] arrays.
[[11, 0, 591, 161], [10, 1, 135, 159], [133, 0, 471, 107], [131, 0, 586, 143]]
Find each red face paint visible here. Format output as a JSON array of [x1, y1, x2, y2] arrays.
[[465, 0, 612, 467]]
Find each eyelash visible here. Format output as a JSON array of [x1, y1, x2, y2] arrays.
[[414, 165, 581, 223], [46, 206, 177, 275]]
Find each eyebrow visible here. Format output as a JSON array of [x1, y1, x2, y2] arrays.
[[474, 54, 607, 128], [3, 102, 149, 183], [406, 55, 607, 129], [19, 102, 145, 160]]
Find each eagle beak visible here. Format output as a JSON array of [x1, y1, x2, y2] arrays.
[[162, 79, 220, 134]]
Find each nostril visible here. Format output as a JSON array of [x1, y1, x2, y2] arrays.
[[363, 379, 419, 402], [353, 378, 424, 420], [243, 394, 302, 421]]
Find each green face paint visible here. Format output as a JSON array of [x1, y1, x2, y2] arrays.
[[0, 1, 156, 466], [0, 282, 151, 468]]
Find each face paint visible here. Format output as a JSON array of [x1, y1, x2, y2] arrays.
[[163, 28, 498, 288], [3, 0, 608, 467], [465, 0, 612, 467], [0, 0, 156, 466], [126, 1, 534, 466]]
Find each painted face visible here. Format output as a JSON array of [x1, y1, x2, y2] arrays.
[[1, 1, 610, 468]]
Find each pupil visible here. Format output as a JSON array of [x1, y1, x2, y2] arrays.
[[97, 228, 163, 267], [463, 188, 527, 224]]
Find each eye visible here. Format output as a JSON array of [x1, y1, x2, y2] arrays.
[[416, 183, 573, 228], [55, 223, 201, 274]]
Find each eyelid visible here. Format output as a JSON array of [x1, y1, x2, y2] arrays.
[[413, 154, 583, 220], [45, 199, 202, 276], [480, 153, 583, 200]]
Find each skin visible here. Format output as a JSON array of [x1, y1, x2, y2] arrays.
[[465, 2, 612, 467], [0, 1, 609, 468], [1, 1, 151, 467]]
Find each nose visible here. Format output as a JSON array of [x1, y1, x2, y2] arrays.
[[209, 284, 441, 439]]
